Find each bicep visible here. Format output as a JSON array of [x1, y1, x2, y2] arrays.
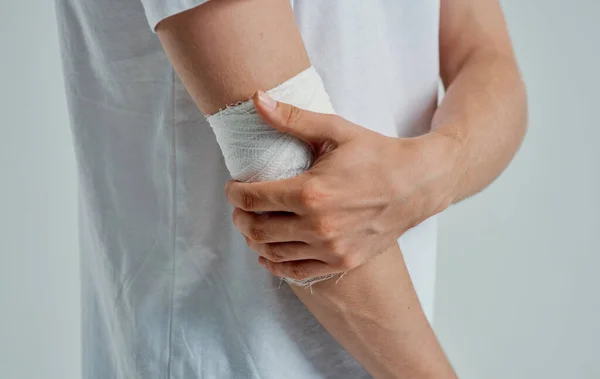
[[439, 0, 515, 86], [156, 0, 310, 114]]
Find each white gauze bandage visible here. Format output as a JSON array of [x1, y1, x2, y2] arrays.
[[207, 66, 339, 287]]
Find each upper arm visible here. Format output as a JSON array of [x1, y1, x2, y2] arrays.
[[439, 0, 516, 87], [154, 0, 310, 114]]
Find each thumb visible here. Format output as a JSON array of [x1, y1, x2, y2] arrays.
[[253, 91, 352, 144]]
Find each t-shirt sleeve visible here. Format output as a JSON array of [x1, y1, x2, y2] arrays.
[[141, 0, 211, 31]]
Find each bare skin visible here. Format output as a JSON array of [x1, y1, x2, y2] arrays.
[[157, 0, 309, 115], [225, 0, 527, 280], [157, 0, 526, 377]]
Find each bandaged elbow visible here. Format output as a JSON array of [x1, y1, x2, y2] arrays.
[[206, 66, 338, 286]]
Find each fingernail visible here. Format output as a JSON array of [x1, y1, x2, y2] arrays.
[[257, 91, 277, 110]]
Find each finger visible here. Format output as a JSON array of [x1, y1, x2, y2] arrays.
[[232, 208, 307, 243], [258, 257, 339, 283], [246, 239, 321, 263], [225, 176, 306, 213], [253, 91, 354, 145]]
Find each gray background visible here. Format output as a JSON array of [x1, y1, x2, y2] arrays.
[[1, 0, 598, 378]]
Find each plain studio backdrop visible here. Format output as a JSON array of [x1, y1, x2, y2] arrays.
[[1, 1, 598, 378]]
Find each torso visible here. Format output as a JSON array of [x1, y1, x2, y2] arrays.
[[56, 1, 440, 377]]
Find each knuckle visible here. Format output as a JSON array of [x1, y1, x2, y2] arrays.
[[264, 244, 284, 262], [290, 264, 309, 281], [263, 259, 276, 275], [242, 191, 256, 210], [284, 105, 304, 128], [270, 262, 285, 278], [313, 217, 336, 239], [338, 253, 361, 270], [249, 226, 266, 242], [325, 240, 345, 258], [298, 181, 325, 211]]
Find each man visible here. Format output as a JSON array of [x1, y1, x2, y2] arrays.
[[55, 0, 526, 378]]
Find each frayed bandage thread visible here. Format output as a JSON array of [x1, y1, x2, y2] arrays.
[[206, 66, 342, 287]]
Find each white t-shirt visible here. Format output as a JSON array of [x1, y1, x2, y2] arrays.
[[55, 0, 440, 378]]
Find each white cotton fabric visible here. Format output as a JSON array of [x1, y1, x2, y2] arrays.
[[55, 0, 441, 378], [207, 66, 339, 287]]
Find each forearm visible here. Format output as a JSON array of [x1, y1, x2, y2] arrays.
[[300, 43, 522, 378], [291, 243, 457, 379], [434, 2, 528, 203], [156, 2, 454, 377]]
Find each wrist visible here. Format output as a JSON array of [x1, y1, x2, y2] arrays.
[[418, 127, 468, 206]]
